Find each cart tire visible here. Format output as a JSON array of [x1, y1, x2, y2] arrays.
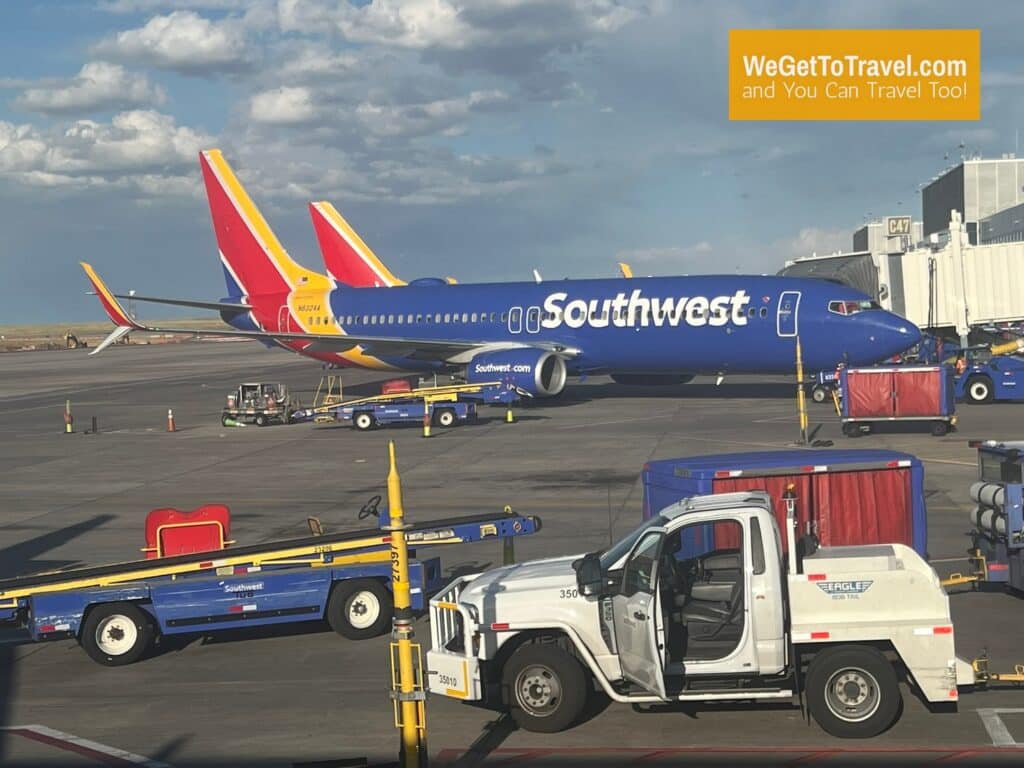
[[80, 602, 154, 667], [805, 645, 902, 738], [503, 643, 588, 733], [842, 423, 859, 438], [435, 408, 456, 428], [811, 385, 829, 404], [965, 376, 994, 404], [931, 420, 949, 436], [326, 579, 392, 640], [255, 414, 267, 427], [353, 412, 375, 431]]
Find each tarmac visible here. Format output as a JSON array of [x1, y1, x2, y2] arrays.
[[1, 341, 1024, 767]]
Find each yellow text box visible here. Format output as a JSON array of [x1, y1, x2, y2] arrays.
[[729, 29, 980, 121]]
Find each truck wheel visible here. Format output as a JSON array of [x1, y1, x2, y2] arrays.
[[503, 644, 588, 733], [80, 602, 154, 667], [353, 412, 375, 431], [435, 408, 456, 428], [805, 645, 901, 738], [931, 420, 949, 436], [255, 413, 267, 427], [965, 376, 993, 404], [327, 580, 392, 640], [811, 385, 829, 404]]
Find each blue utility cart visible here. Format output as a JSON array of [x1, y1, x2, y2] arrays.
[[955, 355, 1024, 404], [0, 503, 540, 666]]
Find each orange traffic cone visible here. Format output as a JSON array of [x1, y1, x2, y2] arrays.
[[167, 408, 176, 432]]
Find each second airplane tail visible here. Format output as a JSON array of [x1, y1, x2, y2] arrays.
[[308, 201, 405, 288]]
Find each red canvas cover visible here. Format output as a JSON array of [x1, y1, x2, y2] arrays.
[[846, 370, 893, 418], [711, 474, 813, 552], [893, 368, 941, 416], [812, 469, 911, 548], [712, 469, 912, 551]]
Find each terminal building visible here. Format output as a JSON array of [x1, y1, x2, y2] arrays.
[[781, 156, 1024, 345]]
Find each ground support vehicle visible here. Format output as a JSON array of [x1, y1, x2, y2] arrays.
[[222, 382, 298, 426], [838, 365, 956, 437], [808, 370, 838, 403], [642, 449, 928, 557], [942, 440, 1024, 593], [427, 490, 978, 738], [300, 380, 521, 431], [0, 502, 540, 666], [955, 354, 1024, 404]]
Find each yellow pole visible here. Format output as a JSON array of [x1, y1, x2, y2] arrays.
[[64, 399, 73, 434], [795, 337, 808, 444], [387, 441, 425, 768]]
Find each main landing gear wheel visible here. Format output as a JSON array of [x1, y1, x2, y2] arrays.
[[327, 579, 393, 640], [80, 602, 154, 666], [503, 644, 588, 733], [805, 645, 902, 738], [965, 376, 994, 404]]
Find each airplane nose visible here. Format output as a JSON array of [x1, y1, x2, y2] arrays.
[[877, 313, 921, 355]]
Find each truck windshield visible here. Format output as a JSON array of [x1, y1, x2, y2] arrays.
[[600, 514, 669, 570]]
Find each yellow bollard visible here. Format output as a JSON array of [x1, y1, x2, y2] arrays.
[[386, 441, 426, 768], [505, 405, 514, 423], [795, 337, 808, 444], [422, 406, 432, 438], [64, 399, 74, 434]]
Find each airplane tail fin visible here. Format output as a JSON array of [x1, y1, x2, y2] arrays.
[[199, 150, 326, 299], [80, 262, 143, 354], [308, 201, 405, 287]]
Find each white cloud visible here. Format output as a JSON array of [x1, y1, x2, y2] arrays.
[[93, 10, 250, 75], [249, 86, 317, 125], [355, 90, 510, 139], [615, 241, 713, 267], [777, 227, 849, 260], [13, 62, 166, 116], [0, 110, 213, 194]]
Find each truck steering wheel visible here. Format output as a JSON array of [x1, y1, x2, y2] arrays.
[[358, 494, 382, 520]]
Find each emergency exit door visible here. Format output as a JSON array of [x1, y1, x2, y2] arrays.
[[776, 291, 800, 337]]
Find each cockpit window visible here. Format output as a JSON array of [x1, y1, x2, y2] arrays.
[[828, 299, 880, 316]]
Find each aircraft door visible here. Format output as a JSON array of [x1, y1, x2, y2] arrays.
[[611, 528, 668, 698], [508, 306, 523, 334], [776, 291, 800, 337], [525, 306, 541, 334], [278, 305, 292, 333]]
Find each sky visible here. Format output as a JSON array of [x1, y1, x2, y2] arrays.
[[1, 0, 1023, 323]]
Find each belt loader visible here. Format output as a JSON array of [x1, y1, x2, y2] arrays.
[[0, 500, 540, 666], [427, 488, 980, 739]]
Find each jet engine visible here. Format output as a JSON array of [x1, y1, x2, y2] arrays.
[[466, 350, 567, 397]]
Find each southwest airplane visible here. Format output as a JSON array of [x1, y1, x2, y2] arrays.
[[82, 149, 921, 399]]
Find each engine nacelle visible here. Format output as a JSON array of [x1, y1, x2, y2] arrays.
[[466, 350, 567, 397], [610, 374, 695, 386]]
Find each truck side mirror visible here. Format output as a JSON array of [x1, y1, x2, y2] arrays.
[[573, 553, 604, 597]]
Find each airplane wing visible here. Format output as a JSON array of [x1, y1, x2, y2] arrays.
[[103, 294, 252, 312], [81, 263, 578, 361]]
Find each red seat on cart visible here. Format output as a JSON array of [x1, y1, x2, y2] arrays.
[[142, 504, 233, 559]]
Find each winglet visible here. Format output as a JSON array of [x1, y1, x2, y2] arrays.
[[80, 262, 141, 329], [308, 201, 405, 287]]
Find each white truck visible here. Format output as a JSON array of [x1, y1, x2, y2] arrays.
[[426, 490, 976, 738]]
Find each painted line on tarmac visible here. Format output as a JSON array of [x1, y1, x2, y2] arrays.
[[556, 416, 667, 430], [1, 724, 171, 766], [435, 745, 1024, 764], [978, 708, 1024, 746]]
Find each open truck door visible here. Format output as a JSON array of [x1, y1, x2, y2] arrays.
[[611, 528, 668, 698]]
